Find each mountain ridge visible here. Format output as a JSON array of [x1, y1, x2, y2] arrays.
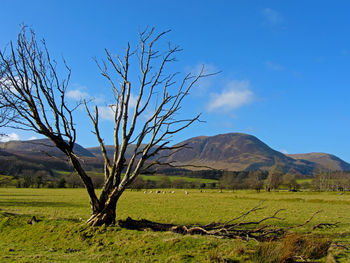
[[161, 133, 317, 174], [287, 152, 350, 171], [1, 133, 349, 175]]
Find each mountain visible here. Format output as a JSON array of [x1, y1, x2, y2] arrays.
[[0, 148, 69, 176], [287, 153, 350, 171], [0, 139, 103, 175], [87, 144, 150, 159], [0, 139, 95, 158], [162, 133, 318, 174], [1, 133, 349, 177]]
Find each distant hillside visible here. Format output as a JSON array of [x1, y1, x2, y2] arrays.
[[161, 133, 317, 174], [0, 139, 95, 158], [1, 133, 350, 177], [287, 152, 350, 171], [0, 148, 68, 176], [0, 139, 98, 174], [87, 144, 153, 159]]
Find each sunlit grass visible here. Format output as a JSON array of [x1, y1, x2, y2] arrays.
[[0, 188, 349, 262]]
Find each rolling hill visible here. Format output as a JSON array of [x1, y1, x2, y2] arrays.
[[162, 133, 318, 174], [287, 152, 350, 171], [1, 133, 349, 177], [0, 139, 95, 157], [0, 139, 98, 174]]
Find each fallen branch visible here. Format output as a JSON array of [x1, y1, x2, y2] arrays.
[[118, 204, 334, 241]]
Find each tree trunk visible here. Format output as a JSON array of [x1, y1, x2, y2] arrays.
[[86, 198, 118, 227]]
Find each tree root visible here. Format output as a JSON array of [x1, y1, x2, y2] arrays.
[[117, 204, 336, 241]]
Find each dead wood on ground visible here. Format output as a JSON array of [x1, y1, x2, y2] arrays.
[[118, 204, 336, 241]]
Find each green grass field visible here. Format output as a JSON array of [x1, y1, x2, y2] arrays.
[[0, 188, 349, 262]]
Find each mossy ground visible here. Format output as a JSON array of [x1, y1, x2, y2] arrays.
[[0, 188, 349, 262]]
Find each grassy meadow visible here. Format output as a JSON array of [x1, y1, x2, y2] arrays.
[[0, 188, 349, 262]]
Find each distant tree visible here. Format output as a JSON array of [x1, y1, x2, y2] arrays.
[[245, 170, 265, 192], [128, 176, 146, 190], [312, 170, 350, 191], [210, 182, 217, 189], [312, 170, 332, 191], [219, 172, 237, 190], [64, 172, 84, 188], [172, 178, 187, 189], [0, 175, 12, 187], [0, 27, 211, 226], [266, 163, 283, 191], [22, 170, 35, 188], [282, 174, 299, 191], [158, 176, 172, 188], [34, 170, 49, 188], [57, 178, 66, 188]]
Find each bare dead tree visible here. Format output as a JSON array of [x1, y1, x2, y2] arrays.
[[0, 28, 101, 214], [0, 27, 212, 226], [0, 62, 15, 133]]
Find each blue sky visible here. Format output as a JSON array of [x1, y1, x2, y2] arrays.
[[1, 1, 350, 162]]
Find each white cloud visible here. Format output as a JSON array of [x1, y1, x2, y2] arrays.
[[98, 94, 138, 121], [28, 136, 38, 140], [67, 89, 90, 101], [187, 64, 218, 96], [265, 61, 284, 71], [129, 94, 138, 109], [208, 80, 254, 112], [261, 8, 283, 25], [0, 76, 22, 95], [98, 105, 116, 121], [0, 132, 20, 142]]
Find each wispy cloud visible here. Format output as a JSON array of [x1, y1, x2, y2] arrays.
[[98, 105, 115, 120], [187, 64, 218, 96], [0, 132, 20, 142], [67, 89, 90, 101], [98, 94, 138, 121], [208, 80, 254, 112], [265, 60, 285, 71], [261, 8, 283, 25]]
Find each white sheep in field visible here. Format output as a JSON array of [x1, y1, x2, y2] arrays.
[[171, 191, 175, 194], [185, 191, 189, 195], [150, 190, 153, 194], [144, 191, 147, 194]]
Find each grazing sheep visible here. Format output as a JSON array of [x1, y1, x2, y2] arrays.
[[144, 191, 147, 194], [171, 191, 175, 194], [150, 190, 153, 194], [185, 191, 189, 195], [156, 190, 161, 194]]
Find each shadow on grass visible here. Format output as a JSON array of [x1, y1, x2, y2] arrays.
[[0, 194, 46, 196], [0, 200, 82, 208]]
